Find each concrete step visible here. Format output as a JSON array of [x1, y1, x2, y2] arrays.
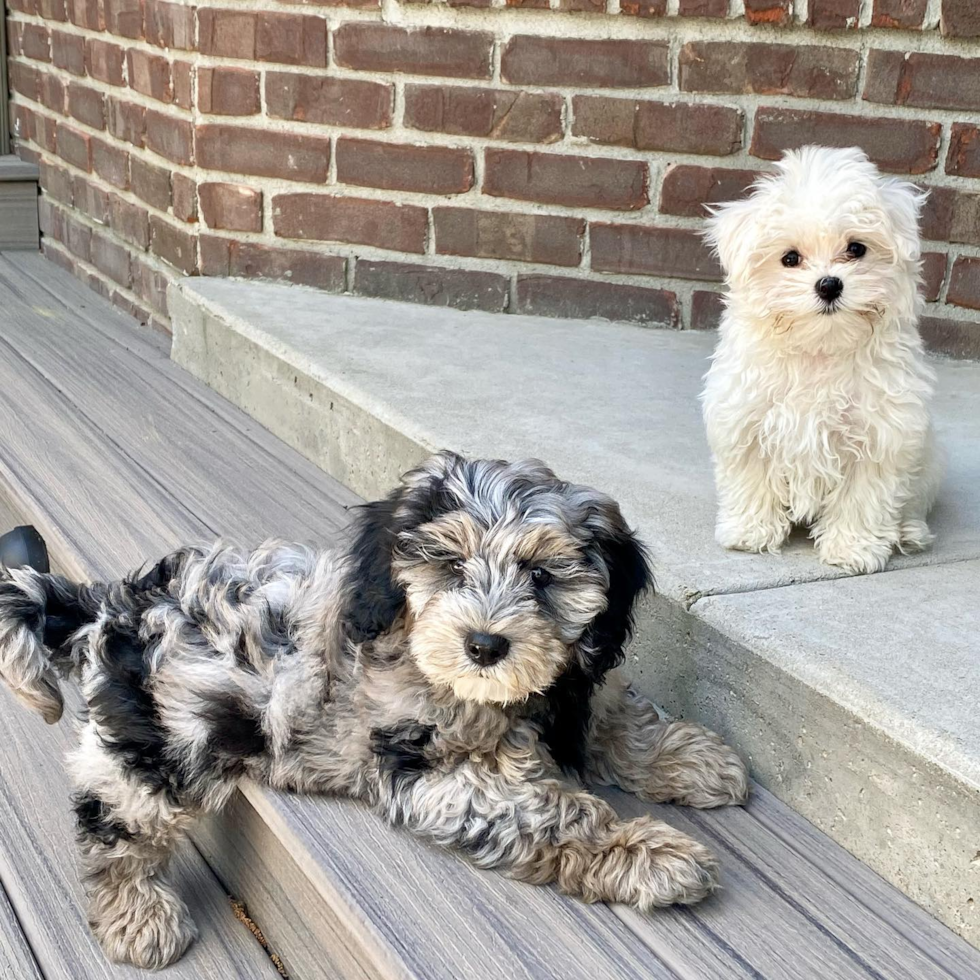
[[11, 252, 980, 979], [170, 276, 980, 947]]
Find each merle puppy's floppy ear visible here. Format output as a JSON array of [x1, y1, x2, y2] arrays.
[[581, 500, 652, 682], [342, 451, 464, 643], [342, 486, 409, 644]]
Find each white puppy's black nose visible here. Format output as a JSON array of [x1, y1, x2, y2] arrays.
[[465, 632, 510, 667], [816, 276, 843, 302]]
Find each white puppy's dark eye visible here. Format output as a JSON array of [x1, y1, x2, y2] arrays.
[[530, 567, 552, 588], [846, 241, 867, 259], [781, 250, 801, 268]]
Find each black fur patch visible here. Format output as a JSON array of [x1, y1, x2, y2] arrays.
[[88, 619, 183, 797], [371, 723, 434, 787], [202, 691, 267, 761], [343, 466, 461, 645], [73, 792, 134, 847], [539, 664, 596, 775]]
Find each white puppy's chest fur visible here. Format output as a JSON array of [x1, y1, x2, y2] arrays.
[[728, 353, 909, 522]]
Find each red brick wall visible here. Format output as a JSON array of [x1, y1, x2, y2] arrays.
[[4, 0, 980, 353]]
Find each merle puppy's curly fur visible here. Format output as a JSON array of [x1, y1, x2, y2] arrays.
[[0, 452, 748, 969]]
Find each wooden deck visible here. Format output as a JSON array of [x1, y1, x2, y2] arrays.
[[1, 249, 979, 979]]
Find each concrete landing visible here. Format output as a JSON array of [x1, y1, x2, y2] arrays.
[[170, 278, 980, 945]]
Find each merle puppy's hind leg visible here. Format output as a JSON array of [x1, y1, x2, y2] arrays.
[[71, 724, 201, 970]]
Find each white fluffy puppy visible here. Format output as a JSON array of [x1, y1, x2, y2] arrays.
[[701, 146, 941, 574]]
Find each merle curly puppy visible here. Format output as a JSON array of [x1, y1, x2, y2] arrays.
[[0, 452, 748, 969]]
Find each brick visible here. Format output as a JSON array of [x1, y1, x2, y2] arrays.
[[21, 25, 51, 63], [91, 233, 132, 287], [919, 316, 980, 359], [744, 0, 791, 24], [57, 124, 91, 171], [172, 174, 198, 223], [920, 252, 947, 303], [265, 74, 391, 129], [12, 105, 35, 144], [354, 261, 509, 313], [405, 85, 562, 144], [8, 63, 39, 102], [434, 208, 583, 266], [504, 0, 549, 7], [751, 109, 941, 175], [680, 42, 859, 101], [274, 194, 427, 253], [515, 275, 678, 326], [86, 39, 125, 85], [133, 259, 170, 315], [200, 183, 262, 232], [51, 30, 85, 75], [33, 114, 59, 154], [38, 73, 66, 114], [200, 236, 347, 290], [65, 213, 93, 262], [5, 0, 34, 14], [808, 0, 859, 28], [921, 186, 980, 246], [871, 0, 928, 28], [131, 156, 172, 211], [502, 38, 668, 89], [484, 149, 647, 211], [572, 98, 742, 156], [173, 62, 193, 111], [619, 0, 666, 16], [104, 0, 142, 38], [660, 165, 760, 217], [199, 68, 261, 116], [558, 0, 605, 11], [690, 290, 726, 330], [144, 109, 194, 165], [591, 225, 723, 281], [274, 0, 379, 6], [37, 0, 67, 21], [72, 175, 109, 223], [198, 10, 327, 67], [38, 199, 66, 241], [946, 257, 980, 310], [198, 126, 329, 182], [91, 138, 130, 190], [110, 197, 151, 249], [679, 0, 727, 13], [336, 139, 473, 195], [111, 291, 152, 325], [40, 159, 73, 205], [942, 0, 980, 37], [128, 50, 172, 103], [144, 0, 195, 49], [67, 83, 105, 131], [947, 124, 980, 179], [335, 24, 492, 79], [864, 51, 980, 113], [43, 241, 76, 273], [69, 0, 104, 30], [108, 98, 145, 147], [150, 216, 197, 274]]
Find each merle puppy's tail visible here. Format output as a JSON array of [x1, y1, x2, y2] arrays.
[[0, 529, 103, 724]]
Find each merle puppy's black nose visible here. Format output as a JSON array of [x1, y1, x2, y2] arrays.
[[465, 632, 510, 667], [816, 276, 843, 302]]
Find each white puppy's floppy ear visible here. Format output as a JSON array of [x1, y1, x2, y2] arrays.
[[703, 196, 760, 284], [878, 178, 927, 264]]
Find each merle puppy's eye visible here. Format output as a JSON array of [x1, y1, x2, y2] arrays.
[[781, 250, 802, 268], [530, 567, 552, 588], [846, 241, 867, 259], [450, 558, 466, 575]]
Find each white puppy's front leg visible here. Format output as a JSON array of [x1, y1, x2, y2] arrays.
[[811, 459, 903, 574], [713, 447, 790, 554]]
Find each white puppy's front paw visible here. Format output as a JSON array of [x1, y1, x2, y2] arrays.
[[899, 519, 934, 554], [716, 513, 790, 554], [815, 529, 892, 574]]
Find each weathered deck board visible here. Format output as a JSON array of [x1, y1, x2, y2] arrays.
[[1, 251, 980, 978], [0, 881, 43, 980]]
